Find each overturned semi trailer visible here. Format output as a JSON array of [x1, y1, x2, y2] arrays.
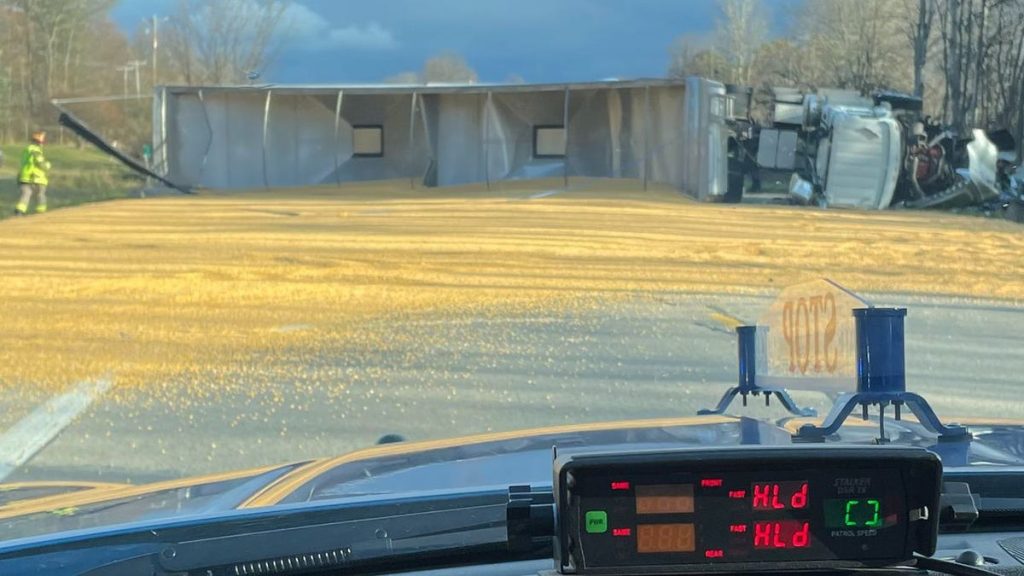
[[150, 78, 729, 198]]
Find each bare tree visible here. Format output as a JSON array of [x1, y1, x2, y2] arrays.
[[422, 53, 477, 83], [985, 0, 1024, 146], [715, 0, 768, 85], [0, 0, 125, 138], [906, 0, 935, 97], [663, 0, 1023, 143], [937, 0, 992, 132], [752, 39, 814, 88], [798, 0, 912, 94], [667, 37, 730, 80], [667, 37, 695, 79], [163, 0, 288, 85]]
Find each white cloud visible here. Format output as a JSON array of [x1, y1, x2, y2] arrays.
[[326, 23, 398, 50], [283, 2, 398, 51]]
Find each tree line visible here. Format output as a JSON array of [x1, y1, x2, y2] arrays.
[[7, 0, 1016, 155], [0, 0, 298, 147], [0, 0, 126, 143], [0, 0, 482, 148], [670, 0, 1024, 147]]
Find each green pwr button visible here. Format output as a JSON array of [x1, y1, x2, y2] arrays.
[[585, 510, 608, 533]]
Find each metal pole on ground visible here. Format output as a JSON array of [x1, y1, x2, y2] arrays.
[[563, 86, 570, 190], [158, 87, 168, 176], [197, 89, 213, 181], [261, 90, 272, 188], [408, 92, 417, 190], [291, 97, 299, 185], [643, 85, 652, 191], [418, 95, 433, 187], [333, 90, 343, 187], [484, 91, 492, 191]]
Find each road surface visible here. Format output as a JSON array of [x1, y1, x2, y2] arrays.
[[0, 187, 1021, 483], [3, 292, 1022, 484]]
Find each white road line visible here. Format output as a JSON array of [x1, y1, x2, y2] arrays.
[[0, 378, 112, 481], [528, 190, 562, 199]]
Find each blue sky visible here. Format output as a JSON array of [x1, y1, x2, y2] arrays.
[[112, 0, 791, 84]]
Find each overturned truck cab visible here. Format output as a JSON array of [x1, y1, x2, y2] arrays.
[[746, 87, 1021, 217]]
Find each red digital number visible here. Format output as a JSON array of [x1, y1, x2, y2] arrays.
[[791, 483, 808, 508], [752, 521, 810, 549], [752, 482, 808, 510]]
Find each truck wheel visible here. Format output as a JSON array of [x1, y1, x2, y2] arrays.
[[724, 172, 744, 203], [1006, 199, 1024, 223]]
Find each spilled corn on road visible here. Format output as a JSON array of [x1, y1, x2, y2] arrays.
[[0, 186, 1022, 482]]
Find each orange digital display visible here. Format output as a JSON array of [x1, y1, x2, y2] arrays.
[[635, 484, 694, 514], [636, 523, 696, 553]]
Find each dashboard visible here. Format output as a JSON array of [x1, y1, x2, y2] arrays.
[[396, 535, 1024, 576], [2, 445, 1021, 576], [555, 446, 940, 574], [408, 446, 1024, 576]]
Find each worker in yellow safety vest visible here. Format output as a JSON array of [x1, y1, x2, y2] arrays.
[[15, 130, 51, 216]]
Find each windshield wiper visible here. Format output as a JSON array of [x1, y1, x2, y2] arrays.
[[941, 471, 1024, 532], [0, 486, 554, 576], [6, 474, 1024, 576]]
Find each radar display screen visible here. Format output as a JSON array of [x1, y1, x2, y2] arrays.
[[556, 446, 940, 574]]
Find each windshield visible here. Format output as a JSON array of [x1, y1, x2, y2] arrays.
[[0, 0, 1023, 549]]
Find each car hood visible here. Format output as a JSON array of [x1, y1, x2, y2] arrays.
[[1, 414, 1023, 542]]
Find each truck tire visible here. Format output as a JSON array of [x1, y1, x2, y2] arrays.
[[724, 171, 744, 203], [1006, 199, 1024, 223]]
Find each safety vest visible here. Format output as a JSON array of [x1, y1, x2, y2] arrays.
[[18, 144, 48, 186]]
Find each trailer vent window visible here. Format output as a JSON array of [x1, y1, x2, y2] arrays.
[[353, 125, 384, 157], [533, 126, 566, 158]]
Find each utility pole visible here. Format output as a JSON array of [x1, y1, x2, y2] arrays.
[[145, 15, 168, 88], [116, 65, 131, 98], [129, 60, 146, 96], [116, 64, 132, 125], [152, 14, 158, 88]]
